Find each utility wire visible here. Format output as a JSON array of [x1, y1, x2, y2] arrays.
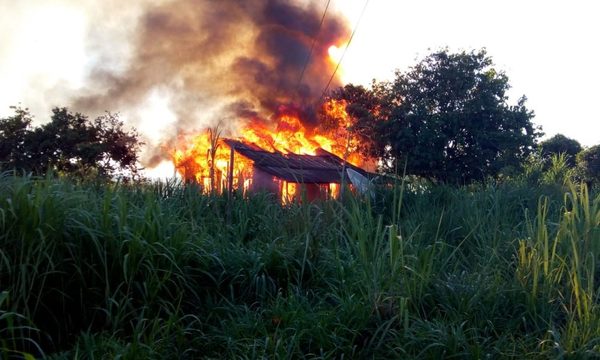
[[319, 0, 370, 200], [266, 0, 330, 123], [319, 0, 370, 101], [296, 0, 332, 92]]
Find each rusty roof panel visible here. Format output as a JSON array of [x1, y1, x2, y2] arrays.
[[222, 138, 374, 184], [259, 166, 343, 183]]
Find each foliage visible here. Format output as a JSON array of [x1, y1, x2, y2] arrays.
[[320, 83, 386, 160], [0, 106, 33, 171], [519, 151, 576, 187], [576, 144, 600, 186], [541, 153, 577, 185], [0, 106, 142, 180], [384, 49, 542, 183], [0, 291, 40, 359], [516, 184, 600, 355], [1, 173, 599, 358], [539, 134, 582, 167], [332, 49, 542, 183]]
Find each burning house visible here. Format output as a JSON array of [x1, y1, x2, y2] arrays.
[[221, 138, 375, 201], [172, 101, 378, 202], [73, 0, 375, 191], [62, 0, 368, 193], [63, 0, 369, 190]]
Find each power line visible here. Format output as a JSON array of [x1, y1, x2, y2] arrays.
[[319, 0, 370, 101], [296, 0, 332, 92]]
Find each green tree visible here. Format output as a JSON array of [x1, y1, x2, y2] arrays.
[[0, 106, 32, 171], [377, 49, 541, 183], [321, 84, 385, 160], [539, 134, 582, 167], [0, 107, 142, 180], [576, 145, 600, 186]]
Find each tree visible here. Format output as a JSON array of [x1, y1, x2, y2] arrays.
[[376, 49, 541, 183], [0, 107, 142, 180], [538, 134, 582, 167], [0, 106, 33, 171], [576, 145, 600, 186], [320, 84, 385, 160]]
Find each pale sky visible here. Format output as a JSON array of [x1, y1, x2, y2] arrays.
[[0, 0, 598, 175], [337, 0, 600, 146]]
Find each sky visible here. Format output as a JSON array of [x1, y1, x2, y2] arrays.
[[338, 0, 600, 147], [0, 0, 598, 177]]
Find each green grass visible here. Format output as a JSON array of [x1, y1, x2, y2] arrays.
[[0, 172, 599, 359]]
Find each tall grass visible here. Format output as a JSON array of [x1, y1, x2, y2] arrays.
[[0, 172, 598, 358], [517, 183, 600, 356]]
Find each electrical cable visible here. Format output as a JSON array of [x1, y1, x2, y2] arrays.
[[296, 0, 332, 92], [266, 0, 331, 123], [319, 0, 370, 101]]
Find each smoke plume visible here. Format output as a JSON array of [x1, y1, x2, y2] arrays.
[[74, 0, 349, 166]]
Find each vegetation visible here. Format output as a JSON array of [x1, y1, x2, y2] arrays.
[[577, 145, 600, 186], [1, 172, 599, 359], [0, 107, 142, 180], [322, 83, 384, 160], [539, 134, 582, 168], [327, 49, 542, 183], [1, 47, 599, 359]]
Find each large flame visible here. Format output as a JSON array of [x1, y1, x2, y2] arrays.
[[170, 99, 371, 198]]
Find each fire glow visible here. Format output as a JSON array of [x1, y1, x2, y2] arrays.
[[170, 99, 371, 201], [153, 2, 363, 201]]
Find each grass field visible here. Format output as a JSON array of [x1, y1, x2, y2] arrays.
[[1, 173, 599, 359]]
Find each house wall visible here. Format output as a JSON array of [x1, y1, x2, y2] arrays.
[[250, 168, 337, 202], [251, 167, 279, 194], [303, 183, 322, 202]]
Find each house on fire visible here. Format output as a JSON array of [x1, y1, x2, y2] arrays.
[[222, 138, 376, 201]]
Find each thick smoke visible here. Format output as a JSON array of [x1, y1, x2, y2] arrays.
[[74, 0, 349, 166]]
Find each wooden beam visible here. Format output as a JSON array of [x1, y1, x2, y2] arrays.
[[227, 145, 235, 198]]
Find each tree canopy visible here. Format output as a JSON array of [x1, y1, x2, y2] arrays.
[[330, 48, 541, 183], [538, 134, 582, 167], [576, 145, 600, 186], [0, 106, 142, 180], [321, 83, 384, 160]]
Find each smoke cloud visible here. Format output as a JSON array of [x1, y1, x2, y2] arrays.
[[73, 0, 349, 166]]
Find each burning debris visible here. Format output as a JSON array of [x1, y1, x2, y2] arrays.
[[172, 99, 377, 201]]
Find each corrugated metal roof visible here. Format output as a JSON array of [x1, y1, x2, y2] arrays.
[[222, 138, 374, 184]]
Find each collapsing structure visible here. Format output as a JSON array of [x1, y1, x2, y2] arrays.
[[170, 98, 381, 202], [202, 138, 376, 202]]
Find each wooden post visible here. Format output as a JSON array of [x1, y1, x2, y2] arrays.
[[208, 148, 214, 193], [339, 132, 351, 201], [227, 145, 235, 198], [225, 145, 235, 225]]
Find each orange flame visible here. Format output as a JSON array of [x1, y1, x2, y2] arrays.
[[170, 99, 371, 197]]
